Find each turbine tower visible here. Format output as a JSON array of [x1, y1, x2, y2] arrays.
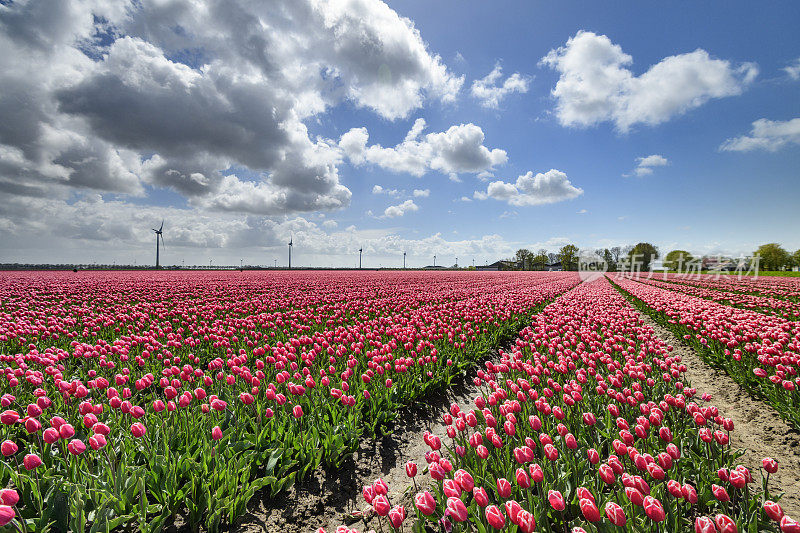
[[403, 251, 406, 269], [359, 247, 363, 269], [152, 220, 164, 268], [433, 255, 436, 267], [288, 235, 293, 269]]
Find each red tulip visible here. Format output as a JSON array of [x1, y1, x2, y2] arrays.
[[548, 490, 565, 511], [0, 506, 14, 527], [446, 496, 468, 522], [212, 426, 223, 440], [711, 484, 730, 502], [0, 440, 17, 457], [764, 500, 784, 521], [605, 502, 626, 526], [485, 505, 505, 529], [473, 486, 489, 507], [454, 469, 474, 492], [388, 505, 405, 528], [67, 439, 86, 455], [0, 489, 19, 506], [781, 516, 800, 533], [580, 498, 601, 522], [0, 411, 19, 425], [372, 494, 390, 517], [405, 461, 417, 478], [497, 477, 512, 498], [517, 509, 536, 533], [695, 516, 716, 533], [23, 453, 42, 470], [415, 491, 436, 515], [644, 496, 665, 522], [714, 514, 737, 533], [763, 457, 779, 474]]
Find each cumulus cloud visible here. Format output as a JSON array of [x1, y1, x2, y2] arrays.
[[785, 58, 800, 80], [0, 0, 463, 220], [540, 31, 758, 131], [413, 188, 430, 197], [339, 118, 507, 177], [628, 154, 669, 177], [476, 169, 583, 206], [372, 184, 399, 196], [719, 118, 800, 152], [383, 199, 419, 218], [471, 63, 530, 108]]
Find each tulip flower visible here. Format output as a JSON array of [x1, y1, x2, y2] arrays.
[[764, 500, 784, 521], [473, 486, 489, 507], [714, 514, 737, 533], [605, 502, 626, 526], [695, 516, 716, 533], [405, 461, 417, 478], [0, 440, 18, 457], [780, 516, 800, 533], [485, 505, 505, 529], [23, 453, 42, 470], [446, 496, 468, 522], [548, 490, 565, 511], [0, 490, 19, 507], [372, 494, 390, 517], [0, 506, 14, 527], [67, 439, 86, 455], [414, 491, 436, 515]]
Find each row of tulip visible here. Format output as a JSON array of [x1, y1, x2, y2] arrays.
[[331, 277, 790, 532], [632, 276, 800, 321], [611, 275, 800, 431], [0, 271, 580, 532], [657, 274, 800, 303]]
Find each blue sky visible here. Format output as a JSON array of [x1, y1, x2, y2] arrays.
[[0, 0, 798, 267]]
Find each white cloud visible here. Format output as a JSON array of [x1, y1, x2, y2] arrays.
[[459, 196, 473, 202], [0, 0, 463, 220], [322, 220, 338, 229], [577, 209, 587, 214], [471, 63, 530, 108], [477, 169, 583, 206], [339, 119, 507, 176], [719, 118, 800, 152], [629, 154, 669, 177], [784, 58, 800, 80], [540, 31, 758, 131], [383, 199, 419, 218], [413, 188, 430, 197], [372, 184, 400, 196]]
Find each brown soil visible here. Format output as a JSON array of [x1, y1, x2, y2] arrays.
[[637, 313, 800, 518], [229, 364, 485, 533]]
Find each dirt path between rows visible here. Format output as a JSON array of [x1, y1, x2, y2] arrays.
[[231, 363, 485, 533], [637, 312, 800, 518]]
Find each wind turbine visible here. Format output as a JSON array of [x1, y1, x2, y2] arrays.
[[152, 220, 164, 268], [403, 251, 406, 269], [433, 255, 436, 267], [359, 247, 363, 269], [288, 235, 293, 269]]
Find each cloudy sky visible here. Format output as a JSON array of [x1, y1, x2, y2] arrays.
[[1, 0, 798, 267]]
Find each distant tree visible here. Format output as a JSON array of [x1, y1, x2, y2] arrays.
[[610, 247, 622, 264], [532, 250, 548, 271], [756, 243, 791, 271], [664, 250, 694, 271], [558, 244, 580, 271], [627, 242, 660, 272], [547, 252, 558, 265], [793, 249, 800, 269], [515, 248, 534, 270], [601, 248, 615, 271]]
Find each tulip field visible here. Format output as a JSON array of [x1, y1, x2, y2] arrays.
[[0, 271, 799, 532]]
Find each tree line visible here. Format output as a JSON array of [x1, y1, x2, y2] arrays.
[[512, 242, 800, 272]]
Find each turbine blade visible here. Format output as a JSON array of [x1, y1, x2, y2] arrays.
[[159, 220, 164, 232]]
